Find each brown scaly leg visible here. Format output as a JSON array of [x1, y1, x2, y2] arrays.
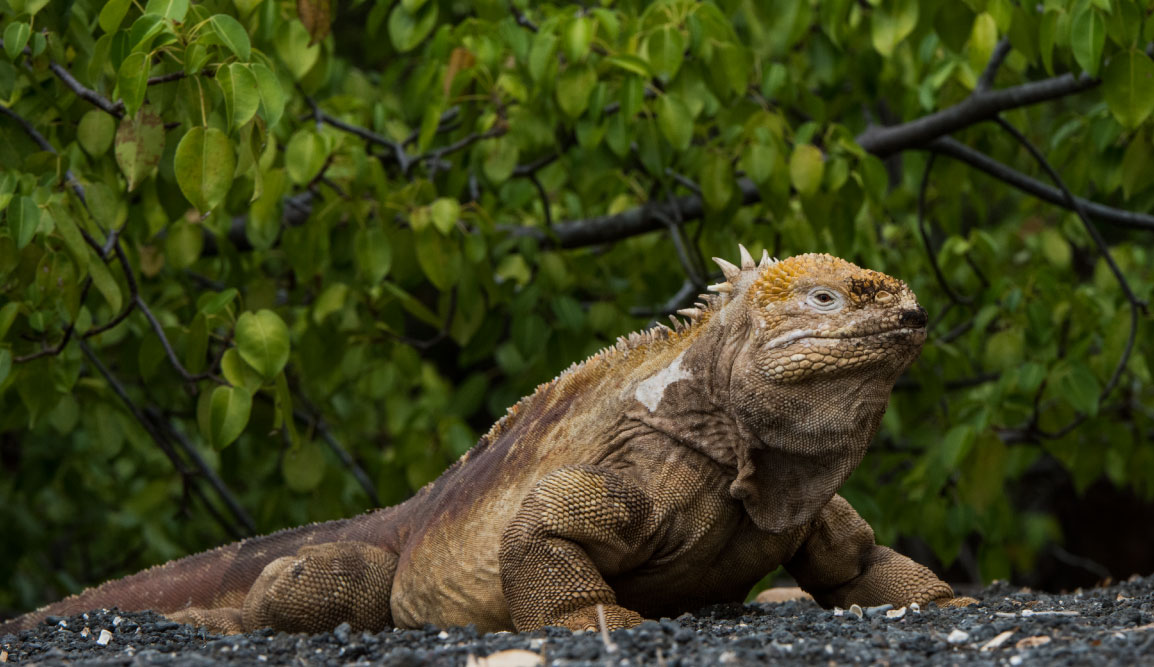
[[786, 495, 978, 609], [499, 465, 660, 632], [170, 542, 398, 634]]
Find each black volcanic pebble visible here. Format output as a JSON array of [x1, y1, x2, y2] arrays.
[[3, 575, 1154, 665]]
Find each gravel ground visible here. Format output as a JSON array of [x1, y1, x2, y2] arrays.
[[3, 575, 1153, 666]]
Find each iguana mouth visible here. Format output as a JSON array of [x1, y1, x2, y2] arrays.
[[767, 327, 922, 349]]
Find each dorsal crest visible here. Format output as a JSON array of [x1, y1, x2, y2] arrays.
[[675, 244, 778, 323]]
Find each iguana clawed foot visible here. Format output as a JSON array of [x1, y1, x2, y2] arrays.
[[554, 604, 643, 632], [935, 595, 979, 608]]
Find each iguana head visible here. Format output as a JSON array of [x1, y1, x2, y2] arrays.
[[733, 250, 925, 384], [681, 246, 926, 532]]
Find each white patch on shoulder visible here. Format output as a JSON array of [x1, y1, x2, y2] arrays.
[[634, 352, 692, 412]]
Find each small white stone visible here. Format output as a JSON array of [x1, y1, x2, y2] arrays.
[[437, 630, 450, 639], [832, 607, 845, 617], [947, 629, 969, 645], [96, 629, 112, 646], [885, 607, 906, 619], [80, 627, 90, 638], [1010, 655, 1023, 666], [909, 602, 920, 613]]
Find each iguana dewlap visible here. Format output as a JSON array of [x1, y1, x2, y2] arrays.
[[1, 249, 974, 636]]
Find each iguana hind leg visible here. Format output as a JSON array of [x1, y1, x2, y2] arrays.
[[170, 541, 398, 634], [499, 465, 658, 632]]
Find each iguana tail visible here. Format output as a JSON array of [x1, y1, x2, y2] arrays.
[[0, 508, 398, 635]]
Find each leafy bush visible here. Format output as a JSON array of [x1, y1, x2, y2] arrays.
[[1, 0, 1151, 613]]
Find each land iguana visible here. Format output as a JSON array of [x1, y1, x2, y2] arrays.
[[1, 248, 975, 636]]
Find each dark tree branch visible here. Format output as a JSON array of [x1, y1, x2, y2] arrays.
[[976, 38, 1012, 93], [509, 2, 539, 32], [992, 117, 1145, 443], [528, 171, 552, 228], [79, 341, 250, 538], [306, 99, 414, 173], [857, 72, 1099, 157], [929, 137, 1154, 231], [295, 407, 382, 507], [506, 179, 762, 248], [917, 153, 974, 306]]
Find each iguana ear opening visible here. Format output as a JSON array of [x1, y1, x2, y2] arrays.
[[729, 446, 863, 534]]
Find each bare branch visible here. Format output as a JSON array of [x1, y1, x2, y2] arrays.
[[976, 38, 1012, 93], [307, 99, 414, 173], [48, 61, 125, 118], [917, 153, 974, 306], [509, 2, 539, 32], [992, 116, 1145, 442], [79, 340, 251, 538], [929, 136, 1154, 231], [857, 72, 1099, 157]]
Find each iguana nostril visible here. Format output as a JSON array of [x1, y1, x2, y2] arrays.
[[900, 307, 927, 328]]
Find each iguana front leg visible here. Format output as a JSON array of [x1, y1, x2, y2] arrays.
[[499, 465, 658, 632], [785, 495, 976, 609], [169, 541, 398, 634]]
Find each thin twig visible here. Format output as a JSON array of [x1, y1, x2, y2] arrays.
[[295, 406, 382, 507], [528, 172, 553, 228]]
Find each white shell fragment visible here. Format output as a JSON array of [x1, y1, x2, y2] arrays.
[[947, 628, 970, 644], [96, 629, 112, 646], [885, 607, 907, 619]]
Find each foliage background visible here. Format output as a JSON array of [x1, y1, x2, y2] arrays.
[[1, 0, 1152, 616]]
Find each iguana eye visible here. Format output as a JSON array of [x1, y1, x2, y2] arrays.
[[806, 288, 843, 312]]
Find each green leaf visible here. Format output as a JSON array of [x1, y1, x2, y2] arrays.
[[354, 225, 392, 284], [115, 107, 166, 191], [8, 195, 39, 249], [0, 348, 10, 386], [98, 0, 132, 33], [201, 287, 238, 315], [656, 94, 693, 151], [235, 309, 291, 379], [1070, 6, 1105, 77], [555, 63, 597, 118], [47, 204, 89, 275], [430, 198, 459, 235], [700, 152, 734, 210], [968, 12, 997, 74], [284, 128, 327, 185], [1039, 10, 1058, 76], [3, 22, 30, 60], [0, 303, 19, 342], [174, 127, 236, 211], [1121, 131, 1152, 199], [282, 442, 325, 491], [251, 63, 286, 128], [207, 385, 252, 449], [604, 54, 652, 78], [871, 0, 919, 57], [220, 348, 263, 391], [216, 62, 261, 129], [388, 1, 438, 53], [527, 32, 557, 83], [414, 227, 460, 290], [482, 136, 519, 184], [87, 248, 123, 313], [164, 220, 204, 269], [564, 16, 592, 62], [117, 52, 151, 118], [740, 142, 777, 185], [78, 110, 116, 156], [645, 25, 684, 81], [274, 19, 320, 79], [789, 144, 824, 197], [143, 0, 188, 21], [312, 282, 348, 324], [209, 14, 251, 61], [1060, 363, 1101, 417], [1102, 49, 1154, 128]]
